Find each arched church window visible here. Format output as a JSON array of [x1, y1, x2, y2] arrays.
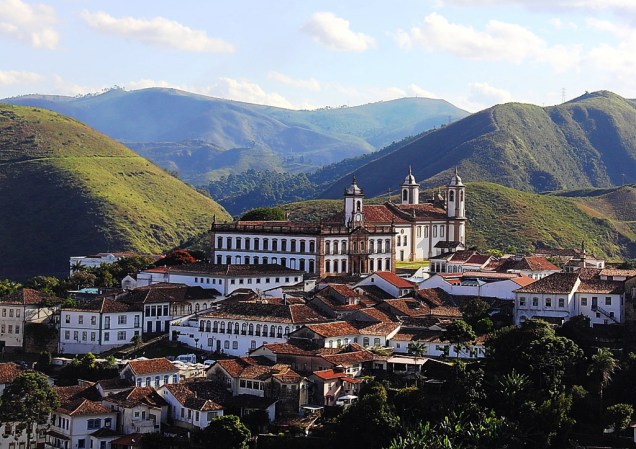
[[356, 200, 361, 212], [449, 191, 455, 202], [460, 191, 464, 201], [402, 190, 408, 202]]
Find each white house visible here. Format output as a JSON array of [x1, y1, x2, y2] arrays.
[[159, 382, 224, 431], [0, 288, 58, 351], [388, 329, 486, 359], [354, 271, 416, 298], [289, 321, 401, 349], [69, 252, 135, 274], [170, 297, 327, 356], [101, 386, 168, 435], [58, 298, 143, 355], [497, 255, 561, 280], [419, 272, 535, 300], [135, 263, 304, 296], [46, 384, 118, 449], [119, 358, 180, 389]]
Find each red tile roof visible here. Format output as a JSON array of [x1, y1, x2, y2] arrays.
[[105, 387, 167, 408], [162, 383, 224, 411], [600, 269, 636, 278], [0, 363, 21, 384], [374, 272, 416, 289], [200, 301, 325, 324], [126, 358, 179, 375], [515, 272, 580, 294], [63, 298, 140, 313], [577, 280, 624, 294], [0, 288, 59, 305], [304, 322, 360, 337]]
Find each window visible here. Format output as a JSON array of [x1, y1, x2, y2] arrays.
[[78, 440, 85, 449], [433, 225, 438, 238], [104, 332, 109, 342], [605, 297, 612, 306], [73, 331, 78, 341], [424, 226, 429, 238], [15, 309, 19, 318], [581, 297, 588, 306], [558, 298, 565, 308], [363, 337, 370, 346], [117, 331, 126, 341], [78, 315, 83, 324], [440, 226, 445, 238], [251, 340, 256, 349], [519, 297, 526, 306], [545, 298, 552, 307], [91, 316, 96, 325], [64, 314, 69, 323], [118, 315, 127, 325], [532, 297, 539, 307], [224, 340, 230, 349], [233, 341, 238, 350]]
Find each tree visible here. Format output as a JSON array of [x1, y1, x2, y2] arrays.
[[131, 334, 143, 351], [0, 371, 59, 449], [154, 250, 196, 267], [0, 279, 22, 297], [443, 320, 476, 358], [408, 341, 427, 386], [603, 403, 633, 433], [587, 348, 619, 418], [241, 207, 287, 221], [202, 415, 251, 449], [25, 276, 59, 295]]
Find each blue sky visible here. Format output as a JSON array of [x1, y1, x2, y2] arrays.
[[1, 0, 636, 112]]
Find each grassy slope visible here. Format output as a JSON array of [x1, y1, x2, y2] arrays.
[[319, 91, 636, 199], [271, 182, 632, 260], [0, 105, 230, 279]]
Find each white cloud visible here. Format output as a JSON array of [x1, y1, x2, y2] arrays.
[[398, 13, 580, 71], [548, 18, 577, 30], [302, 12, 375, 52], [440, 0, 636, 13], [268, 71, 321, 91], [81, 11, 235, 53], [0, 0, 58, 49], [406, 84, 439, 98], [213, 78, 295, 108], [0, 70, 43, 86]]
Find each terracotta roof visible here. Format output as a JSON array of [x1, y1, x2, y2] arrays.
[[303, 321, 360, 337], [215, 357, 274, 379], [328, 284, 360, 298], [415, 288, 452, 307], [200, 301, 324, 324], [374, 272, 416, 289], [600, 269, 636, 278], [311, 369, 362, 382], [322, 350, 374, 365], [111, 433, 144, 446], [272, 365, 303, 383], [509, 256, 560, 272], [515, 272, 580, 294], [105, 387, 168, 408], [126, 358, 179, 375], [391, 329, 444, 342], [356, 285, 395, 301], [354, 321, 401, 335], [162, 383, 223, 411], [464, 254, 491, 266], [355, 308, 396, 323], [362, 205, 409, 224], [381, 299, 431, 317], [260, 340, 326, 356], [0, 362, 21, 384], [0, 288, 57, 305], [460, 271, 523, 280], [577, 280, 624, 294], [55, 385, 111, 416], [510, 276, 537, 287], [129, 283, 219, 304]]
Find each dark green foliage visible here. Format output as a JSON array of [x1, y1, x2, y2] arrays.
[[336, 382, 401, 449], [443, 320, 476, 357], [603, 403, 633, 433], [241, 206, 287, 221], [202, 415, 251, 449], [0, 279, 22, 296], [140, 432, 188, 449], [461, 299, 491, 328], [0, 371, 59, 441], [25, 276, 59, 294], [57, 353, 119, 385]]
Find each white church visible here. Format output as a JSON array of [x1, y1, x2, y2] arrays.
[[209, 168, 466, 277]]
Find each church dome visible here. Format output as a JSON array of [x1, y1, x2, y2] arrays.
[[403, 166, 417, 185], [345, 175, 363, 195], [448, 167, 464, 187]]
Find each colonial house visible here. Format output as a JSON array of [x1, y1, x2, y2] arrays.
[[419, 272, 535, 300], [209, 170, 467, 277], [125, 283, 221, 334], [387, 328, 486, 359], [428, 250, 493, 274], [309, 367, 363, 406], [170, 297, 327, 356], [495, 256, 561, 280], [159, 382, 224, 431], [209, 356, 309, 416], [250, 340, 376, 376], [354, 271, 416, 298], [135, 263, 304, 296], [308, 284, 378, 320], [119, 358, 180, 389], [58, 299, 143, 355], [101, 387, 168, 435], [290, 321, 401, 349], [46, 384, 118, 449], [0, 289, 58, 351]]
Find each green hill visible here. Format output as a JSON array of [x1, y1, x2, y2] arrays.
[[319, 91, 636, 199], [3, 88, 469, 183], [0, 104, 230, 279], [272, 182, 635, 260]]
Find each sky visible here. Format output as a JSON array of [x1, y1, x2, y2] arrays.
[[2, 0, 636, 112]]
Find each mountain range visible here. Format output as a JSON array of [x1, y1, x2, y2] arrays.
[[0, 104, 230, 280], [319, 91, 636, 199], [2, 88, 469, 184]]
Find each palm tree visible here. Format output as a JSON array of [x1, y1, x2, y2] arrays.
[[587, 348, 619, 420], [408, 341, 427, 386]]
